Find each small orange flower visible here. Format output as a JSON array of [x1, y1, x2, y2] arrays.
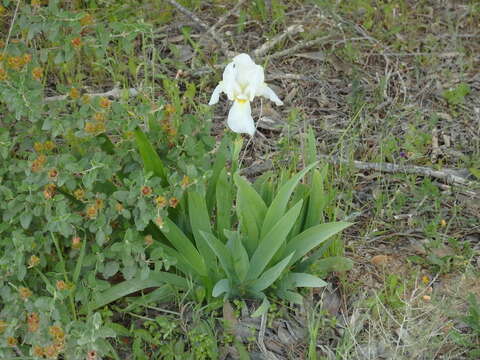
[[32, 66, 43, 80], [164, 104, 175, 114], [141, 186, 152, 196], [181, 175, 190, 189], [7, 56, 24, 70], [71, 37, 82, 48], [440, 219, 447, 227], [0, 68, 7, 81], [155, 196, 167, 208], [87, 350, 97, 360], [155, 216, 164, 228], [44, 344, 59, 358], [93, 112, 105, 122], [48, 168, 58, 180], [19, 287, 32, 300], [34, 142, 44, 152], [31, 155, 46, 172], [144, 235, 154, 246], [94, 122, 106, 133], [73, 188, 85, 200], [44, 140, 55, 151], [99, 97, 110, 109], [27, 312, 40, 332], [86, 205, 97, 219], [49, 325, 65, 341], [80, 14, 94, 27], [7, 336, 17, 346], [115, 202, 124, 212], [23, 54, 32, 64], [33, 346, 45, 357], [69, 87, 80, 99], [56, 280, 67, 291], [169, 197, 179, 208], [28, 255, 40, 268], [94, 198, 104, 209], [71, 236, 81, 249], [84, 121, 97, 134], [44, 184, 56, 200]]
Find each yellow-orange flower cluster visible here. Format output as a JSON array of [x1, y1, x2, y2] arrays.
[[0, 68, 7, 81], [43, 184, 56, 200], [71, 236, 81, 249], [31, 154, 46, 172], [169, 197, 179, 208], [7, 54, 31, 70], [141, 186, 152, 196], [28, 255, 40, 268], [56, 280, 67, 291], [69, 87, 80, 99], [155, 195, 167, 208], [48, 168, 58, 180], [32, 66, 43, 80], [80, 14, 94, 27], [19, 287, 32, 300], [181, 175, 190, 189], [73, 188, 85, 200], [99, 97, 111, 109], [86, 205, 98, 219], [27, 312, 40, 332], [71, 37, 82, 48]]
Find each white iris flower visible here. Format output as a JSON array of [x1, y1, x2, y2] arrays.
[[208, 53, 283, 136]]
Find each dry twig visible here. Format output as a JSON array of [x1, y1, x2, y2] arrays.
[[242, 155, 475, 188], [165, 0, 231, 57], [257, 313, 280, 360], [267, 35, 332, 60], [253, 24, 304, 59]]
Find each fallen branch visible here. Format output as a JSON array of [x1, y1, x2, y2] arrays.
[[266, 35, 331, 60], [253, 24, 304, 59], [242, 155, 475, 188], [165, 0, 231, 57], [44, 87, 139, 102], [257, 313, 280, 360]]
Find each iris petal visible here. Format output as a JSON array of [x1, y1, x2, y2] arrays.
[[208, 82, 224, 105], [227, 101, 255, 136], [257, 84, 283, 106]]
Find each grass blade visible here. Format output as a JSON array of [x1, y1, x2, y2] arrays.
[[188, 191, 216, 266], [200, 231, 235, 280], [160, 217, 207, 277], [216, 168, 233, 241], [250, 253, 294, 292], [134, 129, 168, 185], [85, 272, 187, 313], [285, 222, 351, 265], [246, 201, 303, 281], [261, 162, 317, 238]]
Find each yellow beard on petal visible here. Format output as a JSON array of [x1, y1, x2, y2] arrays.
[[235, 98, 248, 104]]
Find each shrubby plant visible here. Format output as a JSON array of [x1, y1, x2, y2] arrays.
[[93, 133, 352, 318], [0, 1, 352, 358]]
